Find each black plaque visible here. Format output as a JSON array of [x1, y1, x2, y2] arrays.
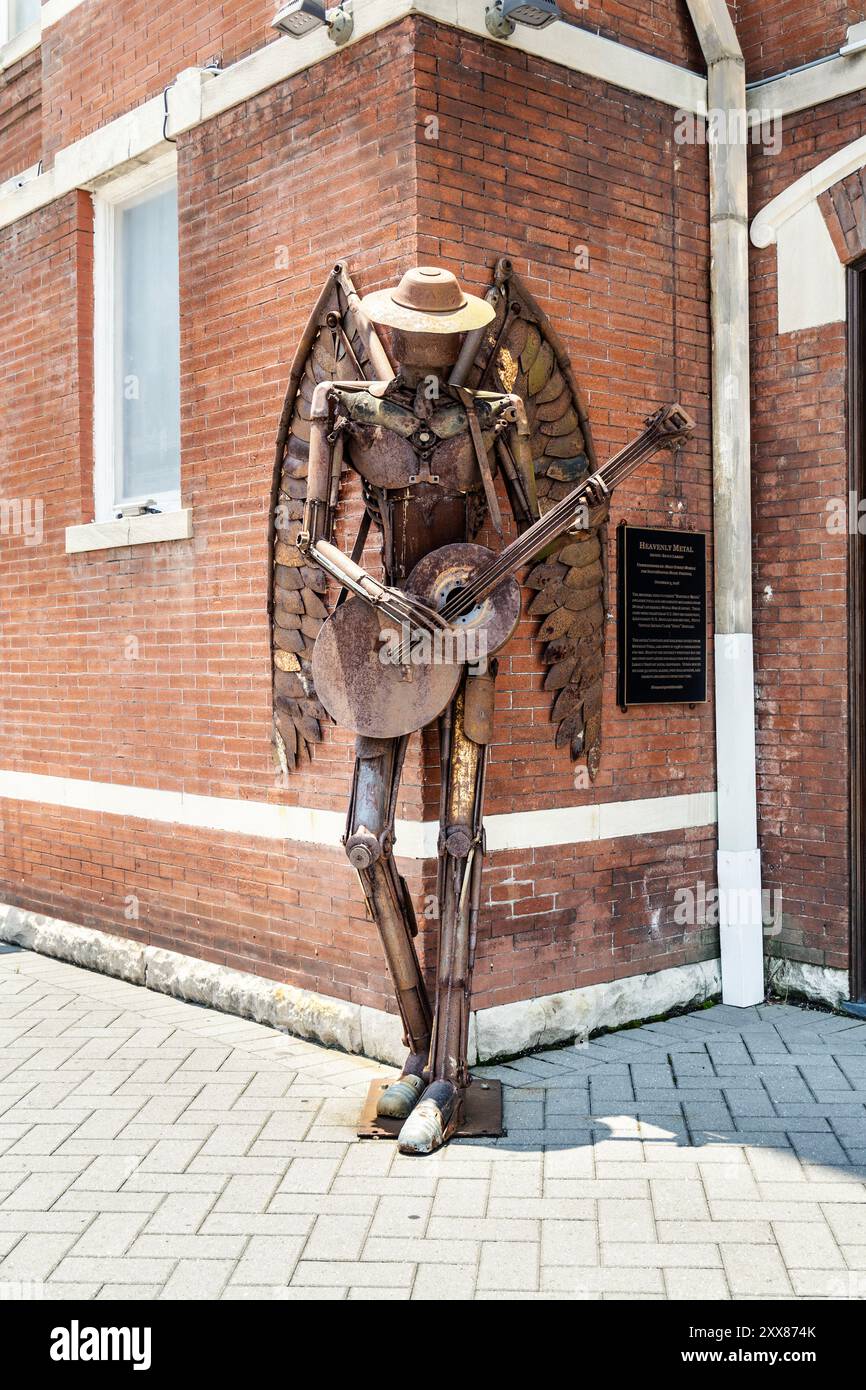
[[616, 523, 707, 709]]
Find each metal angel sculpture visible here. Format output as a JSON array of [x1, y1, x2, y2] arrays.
[[269, 259, 693, 1154]]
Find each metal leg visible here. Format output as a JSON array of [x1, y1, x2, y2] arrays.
[[345, 735, 433, 1117], [398, 662, 495, 1154]]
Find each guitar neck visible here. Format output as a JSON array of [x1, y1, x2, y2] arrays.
[[445, 418, 676, 621]]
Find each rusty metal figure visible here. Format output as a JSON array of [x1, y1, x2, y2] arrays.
[[270, 261, 692, 1155]]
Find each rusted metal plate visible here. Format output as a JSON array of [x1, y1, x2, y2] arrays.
[[406, 543, 521, 657], [312, 596, 462, 739], [357, 1078, 503, 1140]]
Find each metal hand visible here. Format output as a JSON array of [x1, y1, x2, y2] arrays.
[[382, 587, 453, 637]]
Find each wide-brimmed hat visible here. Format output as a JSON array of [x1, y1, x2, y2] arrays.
[[361, 266, 496, 334]]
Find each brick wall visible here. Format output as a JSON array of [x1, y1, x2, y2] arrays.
[[414, 20, 714, 808], [0, 44, 41, 184], [1, 11, 719, 1023], [456, 829, 718, 1010], [40, 0, 279, 166], [748, 90, 866, 975], [569, 2, 703, 69], [728, 1, 865, 82], [0, 24, 430, 1011], [409, 18, 717, 1006], [32, 1, 708, 175], [821, 168, 866, 262]]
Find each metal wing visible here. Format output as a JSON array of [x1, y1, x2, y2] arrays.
[[269, 261, 392, 773], [465, 258, 609, 779]]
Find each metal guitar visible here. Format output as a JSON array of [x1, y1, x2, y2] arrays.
[[311, 403, 695, 739]]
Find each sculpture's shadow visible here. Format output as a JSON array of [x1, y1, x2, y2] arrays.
[[452, 1000, 866, 1185]]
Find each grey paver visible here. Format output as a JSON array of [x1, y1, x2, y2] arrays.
[[772, 1219, 844, 1270], [602, 1241, 722, 1269], [412, 1263, 478, 1299], [4, 951, 866, 1302], [540, 1219, 597, 1265], [305, 1214, 370, 1261], [665, 1268, 730, 1300], [160, 1260, 234, 1299], [69, 1212, 148, 1257], [721, 1243, 793, 1295], [229, 1234, 306, 1285], [0, 1232, 77, 1280], [477, 1241, 539, 1291]]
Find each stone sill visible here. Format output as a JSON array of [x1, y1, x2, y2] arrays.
[[0, 22, 40, 72], [65, 508, 193, 554]]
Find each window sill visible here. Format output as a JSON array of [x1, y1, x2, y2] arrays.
[[65, 508, 193, 554], [0, 23, 40, 72]]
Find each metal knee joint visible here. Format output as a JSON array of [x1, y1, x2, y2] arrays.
[[441, 825, 472, 859], [345, 825, 393, 870]]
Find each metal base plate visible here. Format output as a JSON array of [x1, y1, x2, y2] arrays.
[[357, 1078, 503, 1140]]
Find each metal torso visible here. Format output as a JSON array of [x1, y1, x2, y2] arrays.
[[335, 377, 500, 583]]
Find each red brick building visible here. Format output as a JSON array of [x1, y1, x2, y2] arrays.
[[0, 0, 863, 1061]]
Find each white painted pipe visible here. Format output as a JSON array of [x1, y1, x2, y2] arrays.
[[685, 0, 764, 1005]]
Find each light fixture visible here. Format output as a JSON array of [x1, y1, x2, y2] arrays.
[[272, 0, 354, 45], [841, 21, 866, 55], [485, 0, 561, 40]]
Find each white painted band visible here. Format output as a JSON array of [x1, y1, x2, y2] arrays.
[[748, 50, 866, 126], [0, 769, 717, 857], [776, 201, 846, 333], [713, 636, 764, 1008]]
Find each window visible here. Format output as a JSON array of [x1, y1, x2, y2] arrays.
[[93, 155, 181, 521], [1, 0, 40, 44]]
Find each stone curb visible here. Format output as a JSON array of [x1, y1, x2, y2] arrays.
[[0, 901, 728, 1064], [767, 955, 849, 1010]]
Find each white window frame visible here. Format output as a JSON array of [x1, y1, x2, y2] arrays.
[[92, 150, 181, 524], [0, 0, 42, 70]]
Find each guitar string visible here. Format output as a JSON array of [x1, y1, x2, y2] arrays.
[[439, 429, 666, 621], [441, 435, 655, 613], [442, 429, 669, 613]]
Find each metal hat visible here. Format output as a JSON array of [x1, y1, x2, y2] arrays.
[[361, 266, 496, 334]]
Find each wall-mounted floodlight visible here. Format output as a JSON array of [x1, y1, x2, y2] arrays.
[[272, 0, 354, 45], [485, 0, 561, 39], [841, 21, 866, 55]]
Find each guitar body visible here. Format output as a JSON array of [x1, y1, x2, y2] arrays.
[[311, 544, 522, 738]]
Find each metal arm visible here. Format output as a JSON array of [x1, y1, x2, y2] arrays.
[[298, 383, 450, 637]]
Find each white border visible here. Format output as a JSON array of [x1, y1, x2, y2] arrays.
[[749, 49, 866, 123], [0, 768, 717, 857], [749, 137, 861, 335], [195, 1, 707, 127]]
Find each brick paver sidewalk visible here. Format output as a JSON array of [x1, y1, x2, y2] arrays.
[[2, 945, 866, 1299]]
